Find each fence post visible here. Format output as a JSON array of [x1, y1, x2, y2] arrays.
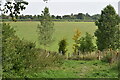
[[46, 51, 50, 57], [60, 51, 63, 55]]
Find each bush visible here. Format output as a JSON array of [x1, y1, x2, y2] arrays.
[[101, 49, 119, 64], [2, 35, 36, 77], [58, 38, 67, 55], [2, 23, 64, 78], [101, 52, 112, 63], [72, 29, 81, 55], [33, 50, 64, 69], [78, 32, 96, 53]]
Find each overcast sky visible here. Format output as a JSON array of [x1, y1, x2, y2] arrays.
[[1, 0, 120, 16]]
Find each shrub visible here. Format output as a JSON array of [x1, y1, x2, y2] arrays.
[[101, 49, 119, 64], [2, 23, 64, 78], [2, 35, 36, 77], [101, 52, 112, 63], [72, 29, 81, 55], [36, 50, 64, 68], [78, 32, 96, 53], [58, 38, 67, 55]]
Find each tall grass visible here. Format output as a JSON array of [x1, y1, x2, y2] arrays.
[[68, 49, 119, 64]]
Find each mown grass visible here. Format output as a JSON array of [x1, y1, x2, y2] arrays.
[[9, 21, 97, 53], [27, 60, 118, 78]]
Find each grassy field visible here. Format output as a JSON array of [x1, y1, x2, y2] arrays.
[[9, 21, 97, 53], [27, 60, 118, 78]]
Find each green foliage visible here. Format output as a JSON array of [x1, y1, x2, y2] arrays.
[[1, 13, 101, 22], [101, 51, 112, 63], [95, 5, 120, 51], [101, 49, 119, 64], [78, 32, 96, 53], [37, 7, 55, 47], [2, 23, 16, 41], [116, 24, 120, 50], [32, 50, 64, 69], [118, 57, 120, 79], [2, 23, 64, 78], [2, 23, 36, 77], [58, 38, 67, 55]]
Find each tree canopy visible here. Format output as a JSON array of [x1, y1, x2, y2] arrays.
[[37, 7, 54, 48], [95, 5, 120, 51]]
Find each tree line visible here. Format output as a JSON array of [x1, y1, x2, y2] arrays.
[[1, 13, 100, 22]]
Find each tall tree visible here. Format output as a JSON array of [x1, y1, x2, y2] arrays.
[[95, 5, 120, 51], [37, 7, 54, 49]]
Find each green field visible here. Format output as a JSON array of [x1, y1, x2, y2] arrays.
[[9, 21, 97, 53], [28, 60, 117, 78]]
